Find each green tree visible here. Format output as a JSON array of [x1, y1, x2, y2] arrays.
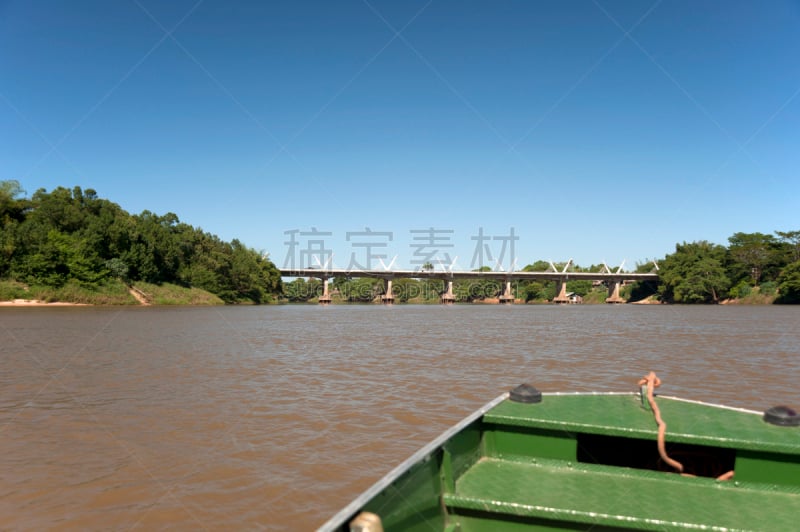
[[224, 239, 281, 303], [105, 258, 129, 280], [776, 230, 800, 263], [283, 278, 321, 302], [333, 277, 382, 302], [627, 260, 660, 301], [0, 220, 16, 276], [523, 260, 552, 272], [411, 277, 442, 302], [517, 260, 556, 302], [727, 232, 779, 286], [392, 278, 421, 303], [776, 261, 800, 303], [13, 229, 106, 288], [454, 266, 500, 301], [1, 180, 27, 223], [659, 241, 730, 303], [566, 279, 592, 297], [0, 181, 26, 276], [347, 277, 381, 302]]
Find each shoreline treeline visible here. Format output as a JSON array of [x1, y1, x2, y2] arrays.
[[654, 233, 800, 304], [3, 181, 799, 304], [0, 181, 280, 303]]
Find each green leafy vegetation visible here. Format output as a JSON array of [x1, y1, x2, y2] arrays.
[[776, 260, 800, 303], [133, 281, 225, 305], [0, 278, 136, 304], [333, 277, 384, 303], [658, 241, 730, 303], [282, 277, 322, 302], [0, 181, 281, 304], [656, 231, 800, 304]]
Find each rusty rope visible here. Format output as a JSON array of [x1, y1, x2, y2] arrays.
[[638, 372, 684, 474], [638, 372, 734, 480]]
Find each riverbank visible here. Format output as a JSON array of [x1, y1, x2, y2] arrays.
[[0, 298, 89, 306], [0, 279, 225, 306], [1, 281, 781, 306]]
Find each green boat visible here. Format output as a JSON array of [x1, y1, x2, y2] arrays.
[[320, 373, 800, 531]]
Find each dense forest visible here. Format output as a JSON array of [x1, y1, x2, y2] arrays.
[[654, 233, 800, 304], [0, 181, 281, 303], [2, 180, 798, 304]]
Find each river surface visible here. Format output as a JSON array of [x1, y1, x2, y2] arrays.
[[1, 304, 798, 530]]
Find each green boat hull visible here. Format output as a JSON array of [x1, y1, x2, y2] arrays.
[[321, 387, 800, 531]]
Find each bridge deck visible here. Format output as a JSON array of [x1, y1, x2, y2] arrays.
[[279, 268, 659, 282]]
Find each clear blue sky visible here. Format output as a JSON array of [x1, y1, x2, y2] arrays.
[[2, 1, 799, 271]]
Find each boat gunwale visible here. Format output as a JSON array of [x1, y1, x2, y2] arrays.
[[656, 394, 762, 415], [543, 392, 762, 416], [317, 392, 509, 531]]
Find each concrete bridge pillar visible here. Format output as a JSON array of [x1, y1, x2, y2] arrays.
[[381, 278, 394, 304], [499, 280, 515, 304], [440, 280, 455, 304], [318, 277, 331, 305], [552, 279, 570, 304], [606, 280, 625, 304]]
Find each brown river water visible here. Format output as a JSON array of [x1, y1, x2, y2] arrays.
[[1, 304, 798, 530]]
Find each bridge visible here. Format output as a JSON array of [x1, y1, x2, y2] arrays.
[[279, 262, 659, 305]]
